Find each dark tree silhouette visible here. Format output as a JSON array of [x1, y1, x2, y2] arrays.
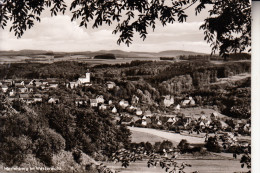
[[0, 0, 251, 57]]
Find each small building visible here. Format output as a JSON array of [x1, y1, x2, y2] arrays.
[[1, 85, 8, 93], [96, 95, 105, 104], [144, 110, 152, 117], [136, 108, 143, 116], [48, 98, 59, 104], [131, 95, 140, 104], [119, 99, 129, 109], [210, 112, 219, 120], [141, 115, 147, 126], [90, 99, 98, 107], [163, 95, 174, 107], [175, 104, 181, 110], [112, 107, 117, 113], [99, 104, 107, 110], [19, 93, 30, 101], [106, 81, 116, 89], [75, 98, 86, 106], [48, 82, 59, 89], [69, 81, 79, 89]]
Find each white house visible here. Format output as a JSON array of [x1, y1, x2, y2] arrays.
[[141, 116, 147, 126], [99, 104, 107, 110], [1, 85, 8, 93], [48, 98, 59, 104], [136, 108, 143, 116], [175, 104, 181, 110], [96, 95, 105, 103], [163, 95, 174, 107], [119, 99, 129, 109], [112, 107, 117, 113], [106, 81, 116, 89]]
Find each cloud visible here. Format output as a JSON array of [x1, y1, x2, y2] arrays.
[[0, 15, 211, 53]]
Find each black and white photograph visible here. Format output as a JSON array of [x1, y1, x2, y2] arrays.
[[0, 0, 255, 173]]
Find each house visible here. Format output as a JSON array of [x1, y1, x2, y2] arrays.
[[33, 97, 43, 103], [210, 112, 219, 120], [48, 98, 59, 104], [119, 99, 129, 109], [167, 118, 174, 125], [1, 85, 8, 93], [17, 85, 27, 93], [69, 81, 79, 89], [106, 81, 116, 89], [99, 104, 107, 110], [14, 80, 25, 86], [90, 99, 98, 107], [163, 95, 174, 107], [48, 82, 59, 89], [200, 115, 207, 120], [9, 89, 15, 96], [75, 98, 86, 106], [175, 104, 181, 110], [136, 108, 143, 116], [144, 110, 152, 117], [203, 120, 211, 127], [112, 107, 117, 113], [2, 79, 13, 86], [26, 85, 34, 92], [131, 95, 139, 104], [96, 95, 105, 103], [157, 120, 162, 126], [182, 96, 195, 106], [108, 100, 113, 105], [141, 116, 147, 126], [19, 93, 30, 100]]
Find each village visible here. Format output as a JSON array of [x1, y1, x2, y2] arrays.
[[0, 69, 251, 151]]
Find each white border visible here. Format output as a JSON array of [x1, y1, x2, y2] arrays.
[[252, 1, 260, 173]]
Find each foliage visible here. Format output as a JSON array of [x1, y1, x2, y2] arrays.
[[205, 136, 221, 153]]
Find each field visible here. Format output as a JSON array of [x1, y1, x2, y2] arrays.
[[110, 127, 250, 173], [129, 127, 205, 145], [107, 159, 249, 173]]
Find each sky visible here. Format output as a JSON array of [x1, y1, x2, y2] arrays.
[[0, 1, 212, 53]]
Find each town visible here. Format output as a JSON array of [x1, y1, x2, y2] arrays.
[[0, 58, 251, 173]]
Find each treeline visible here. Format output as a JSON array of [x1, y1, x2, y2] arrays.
[[0, 61, 89, 80]]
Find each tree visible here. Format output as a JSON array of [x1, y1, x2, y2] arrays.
[[0, 0, 251, 58]]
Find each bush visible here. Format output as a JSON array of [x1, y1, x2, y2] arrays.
[[205, 137, 221, 153]]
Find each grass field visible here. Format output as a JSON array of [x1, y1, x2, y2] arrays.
[[129, 127, 205, 144], [107, 159, 249, 173], [130, 129, 179, 145]]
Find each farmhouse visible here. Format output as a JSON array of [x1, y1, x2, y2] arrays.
[[144, 110, 152, 117]]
